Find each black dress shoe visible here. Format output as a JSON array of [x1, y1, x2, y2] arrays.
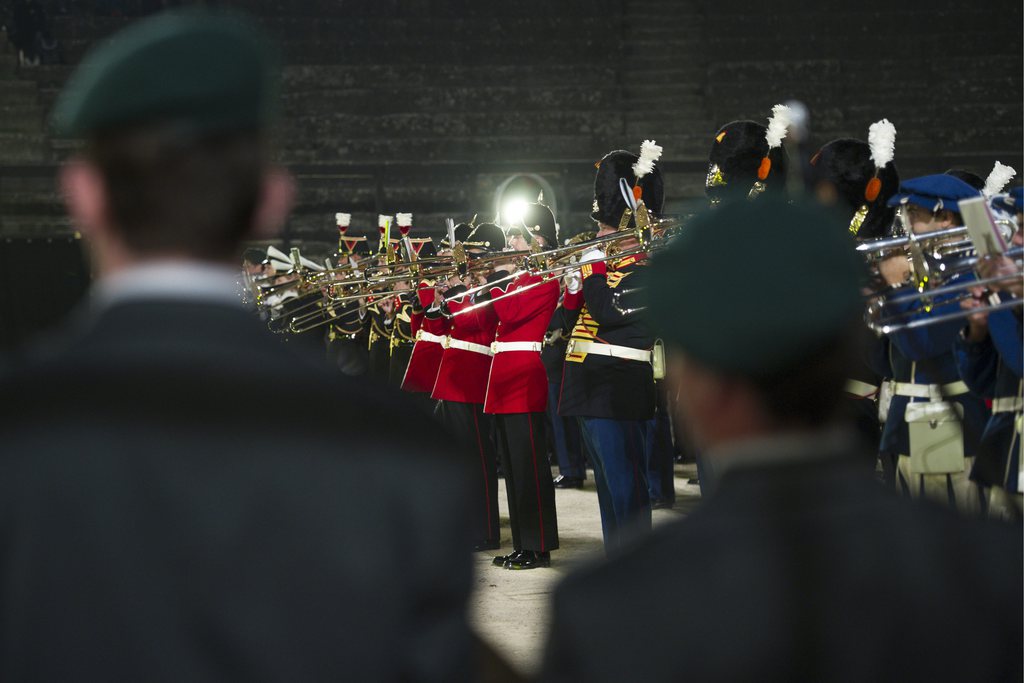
[[492, 551, 516, 567], [553, 475, 584, 489], [504, 550, 551, 570], [474, 540, 501, 552]]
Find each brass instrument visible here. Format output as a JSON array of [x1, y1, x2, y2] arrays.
[[448, 241, 661, 318], [270, 214, 683, 334], [865, 247, 1023, 334]]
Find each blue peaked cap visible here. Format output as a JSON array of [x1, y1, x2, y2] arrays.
[[992, 186, 1023, 214], [887, 174, 982, 213]]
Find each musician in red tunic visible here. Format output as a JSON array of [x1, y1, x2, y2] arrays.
[[402, 224, 471, 396], [485, 204, 562, 570], [430, 222, 506, 551], [401, 280, 449, 394]]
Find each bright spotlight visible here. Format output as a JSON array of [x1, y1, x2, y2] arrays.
[[502, 197, 530, 226]]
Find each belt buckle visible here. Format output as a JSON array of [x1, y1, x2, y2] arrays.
[[415, 329, 423, 341], [443, 336, 451, 349], [566, 339, 576, 354], [490, 341, 499, 354]]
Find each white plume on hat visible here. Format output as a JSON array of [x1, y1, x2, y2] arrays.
[[378, 214, 392, 228], [266, 245, 290, 262], [867, 119, 896, 169], [335, 212, 351, 226], [445, 218, 456, 247], [396, 213, 413, 227], [765, 104, 795, 150], [632, 139, 663, 180], [300, 256, 325, 271], [983, 161, 1017, 198]]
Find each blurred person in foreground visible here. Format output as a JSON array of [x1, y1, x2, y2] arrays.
[[540, 198, 1022, 683], [0, 10, 483, 682]]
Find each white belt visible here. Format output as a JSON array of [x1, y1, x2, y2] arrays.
[[567, 339, 652, 363], [444, 337, 493, 356], [415, 330, 446, 345], [890, 380, 969, 400], [992, 396, 1023, 413], [844, 379, 879, 398], [491, 341, 542, 354]]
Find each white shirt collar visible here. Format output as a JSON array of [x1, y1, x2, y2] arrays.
[[91, 260, 244, 310]]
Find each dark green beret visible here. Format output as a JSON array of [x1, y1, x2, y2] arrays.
[[51, 10, 279, 137], [645, 197, 865, 376]]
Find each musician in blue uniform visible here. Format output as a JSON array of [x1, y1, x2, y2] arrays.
[[955, 211, 1023, 518], [873, 174, 991, 512]]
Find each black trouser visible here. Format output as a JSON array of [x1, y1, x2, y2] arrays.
[[496, 412, 559, 553], [439, 401, 499, 546], [388, 344, 413, 387], [326, 338, 367, 377]]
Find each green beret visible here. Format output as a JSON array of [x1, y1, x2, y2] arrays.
[[51, 10, 279, 137], [645, 198, 865, 376]]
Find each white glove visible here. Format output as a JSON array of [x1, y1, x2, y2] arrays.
[[580, 248, 606, 263], [563, 269, 582, 294]]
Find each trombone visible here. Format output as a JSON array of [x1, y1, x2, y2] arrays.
[[448, 242, 655, 318], [445, 216, 683, 317], [864, 248, 1023, 334]]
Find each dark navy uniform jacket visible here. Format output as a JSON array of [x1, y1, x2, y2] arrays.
[[541, 438, 1022, 683], [558, 254, 655, 421], [955, 303, 1023, 491], [871, 277, 990, 457]]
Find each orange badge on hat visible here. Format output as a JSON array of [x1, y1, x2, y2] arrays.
[[865, 176, 882, 202]]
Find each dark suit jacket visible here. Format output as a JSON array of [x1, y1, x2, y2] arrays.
[[0, 299, 476, 682], [541, 443, 1023, 683]]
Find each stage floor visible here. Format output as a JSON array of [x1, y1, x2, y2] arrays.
[[469, 463, 703, 675]]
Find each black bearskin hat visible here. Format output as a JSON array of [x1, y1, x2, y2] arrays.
[[440, 221, 475, 248], [591, 150, 665, 228], [706, 120, 788, 202], [336, 236, 370, 257], [407, 237, 436, 259], [516, 203, 558, 247], [945, 169, 985, 191], [465, 222, 506, 252], [810, 138, 900, 240]]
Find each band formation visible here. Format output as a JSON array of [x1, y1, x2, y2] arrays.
[[243, 108, 1024, 567]]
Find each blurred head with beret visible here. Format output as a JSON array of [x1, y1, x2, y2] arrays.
[[53, 9, 293, 273], [644, 197, 865, 453]]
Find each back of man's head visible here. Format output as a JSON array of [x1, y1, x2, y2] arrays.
[[51, 10, 284, 263], [645, 198, 866, 444]]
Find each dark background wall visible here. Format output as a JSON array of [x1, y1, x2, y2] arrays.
[[0, 0, 1021, 260]]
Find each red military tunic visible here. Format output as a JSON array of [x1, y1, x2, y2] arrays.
[[430, 285, 499, 404], [401, 284, 451, 394], [484, 271, 560, 414]]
